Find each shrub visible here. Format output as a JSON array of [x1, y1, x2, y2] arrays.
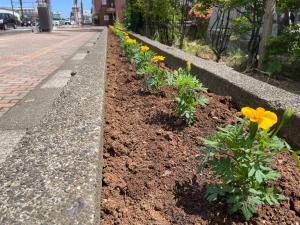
[[266, 25, 300, 78], [197, 107, 296, 220]]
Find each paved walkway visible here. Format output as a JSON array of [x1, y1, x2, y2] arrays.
[[0, 27, 107, 225], [0, 29, 96, 117]]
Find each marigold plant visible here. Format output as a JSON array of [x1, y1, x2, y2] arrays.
[[133, 46, 156, 78], [197, 107, 296, 220], [143, 57, 166, 91], [168, 61, 208, 124]]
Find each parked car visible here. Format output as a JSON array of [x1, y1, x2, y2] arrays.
[[65, 20, 71, 25], [0, 13, 17, 30], [52, 19, 60, 27], [21, 19, 32, 27]]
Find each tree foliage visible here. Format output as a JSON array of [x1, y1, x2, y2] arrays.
[[125, 0, 194, 46]]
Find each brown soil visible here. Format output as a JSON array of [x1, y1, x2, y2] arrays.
[[101, 32, 300, 225]]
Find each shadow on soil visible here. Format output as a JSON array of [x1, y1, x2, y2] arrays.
[[145, 110, 186, 132], [173, 176, 258, 225]]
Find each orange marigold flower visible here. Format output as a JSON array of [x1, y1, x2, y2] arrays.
[[241, 107, 278, 130]]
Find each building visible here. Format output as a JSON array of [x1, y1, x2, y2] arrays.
[[71, 0, 80, 25], [16, 8, 38, 21], [52, 11, 62, 20], [82, 10, 92, 25], [93, 0, 126, 26]]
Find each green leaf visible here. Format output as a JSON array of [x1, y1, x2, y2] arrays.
[[292, 150, 300, 169], [207, 192, 218, 202], [248, 196, 263, 205], [255, 170, 265, 184], [241, 203, 255, 221], [248, 167, 256, 177], [249, 188, 263, 195], [265, 195, 273, 205]]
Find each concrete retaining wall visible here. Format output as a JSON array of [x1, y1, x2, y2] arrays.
[[130, 32, 300, 148], [0, 28, 107, 224]]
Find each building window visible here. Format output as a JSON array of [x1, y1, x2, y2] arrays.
[[102, 0, 107, 6], [104, 15, 109, 21]]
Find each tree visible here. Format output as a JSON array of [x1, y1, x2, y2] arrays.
[[125, 0, 192, 46], [258, 0, 276, 69]]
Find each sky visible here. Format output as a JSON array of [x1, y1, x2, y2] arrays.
[[0, 0, 92, 18]]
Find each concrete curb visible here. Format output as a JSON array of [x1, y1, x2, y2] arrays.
[[129, 32, 300, 148], [0, 27, 107, 224], [0, 28, 32, 36]]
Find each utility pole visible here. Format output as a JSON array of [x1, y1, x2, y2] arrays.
[[19, 0, 24, 21], [81, 0, 84, 25], [10, 0, 15, 17], [258, 0, 276, 69]]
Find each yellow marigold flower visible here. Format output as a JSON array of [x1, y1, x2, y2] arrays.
[[140, 45, 150, 52], [126, 38, 137, 44], [241, 107, 278, 130], [152, 55, 165, 63]]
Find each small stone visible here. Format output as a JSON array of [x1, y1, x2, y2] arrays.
[[103, 153, 110, 159], [24, 98, 35, 103], [102, 173, 127, 190], [164, 133, 173, 141], [156, 129, 163, 135], [154, 202, 164, 211], [109, 141, 128, 156], [292, 200, 300, 215], [162, 170, 172, 177], [71, 71, 77, 76], [126, 160, 137, 172]]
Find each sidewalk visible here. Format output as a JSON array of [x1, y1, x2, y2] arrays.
[[0, 28, 97, 117], [0, 27, 107, 225]]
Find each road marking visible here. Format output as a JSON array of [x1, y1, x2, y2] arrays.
[[71, 53, 87, 60], [41, 70, 72, 89], [0, 130, 26, 164], [85, 43, 93, 47]]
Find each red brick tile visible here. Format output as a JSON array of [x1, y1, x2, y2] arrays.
[[0, 29, 96, 115], [0, 102, 16, 108]]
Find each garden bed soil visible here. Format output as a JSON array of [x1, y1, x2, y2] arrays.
[[101, 32, 300, 225]]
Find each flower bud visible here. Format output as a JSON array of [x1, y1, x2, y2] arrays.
[[186, 61, 192, 73], [271, 107, 294, 137], [283, 107, 294, 121]]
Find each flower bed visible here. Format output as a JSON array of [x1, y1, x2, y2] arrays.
[[100, 30, 300, 224]]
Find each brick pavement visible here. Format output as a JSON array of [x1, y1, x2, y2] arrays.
[[0, 29, 97, 117]]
